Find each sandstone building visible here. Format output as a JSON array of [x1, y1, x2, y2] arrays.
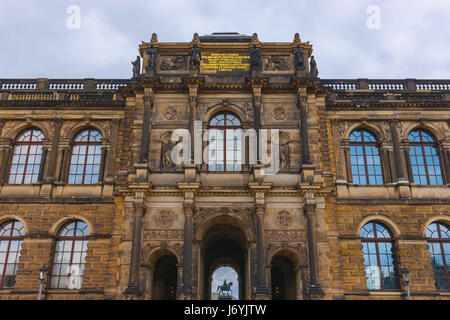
[[0, 32, 449, 300]]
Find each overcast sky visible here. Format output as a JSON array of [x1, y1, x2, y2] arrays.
[[0, 0, 449, 79]]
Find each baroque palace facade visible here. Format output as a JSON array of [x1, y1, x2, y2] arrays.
[[0, 32, 449, 300]]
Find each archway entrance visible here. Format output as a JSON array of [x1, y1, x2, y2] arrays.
[[271, 255, 297, 300], [152, 254, 177, 300], [212, 266, 239, 300], [200, 222, 248, 300]]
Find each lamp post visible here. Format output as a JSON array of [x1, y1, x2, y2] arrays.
[[38, 264, 48, 301], [402, 267, 410, 300]]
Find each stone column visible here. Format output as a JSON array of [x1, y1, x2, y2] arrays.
[[104, 119, 120, 183], [390, 120, 409, 182], [56, 139, 71, 183], [180, 202, 194, 297], [139, 89, 154, 163], [42, 118, 63, 183], [331, 119, 346, 182], [438, 141, 450, 184], [98, 144, 108, 183], [379, 142, 394, 184], [0, 138, 13, 184], [341, 139, 352, 183], [125, 202, 146, 294], [304, 203, 324, 298], [255, 204, 268, 291], [188, 85, 198, 161], [254, 190, 271, 299], [297, 88, 311, 165], [251, 85, 262, 164]]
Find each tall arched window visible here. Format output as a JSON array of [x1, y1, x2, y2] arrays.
[[50, 220, 90, 289], [8, 129, 44, 184], [349, 129, 383, 185], [408, 129, 443, 185], [426, 222, 450, 290], [361, 222, 399, 290], [208, 112, 242, 172], [68, 129, 102, 184], [0, 220, 25, 288]]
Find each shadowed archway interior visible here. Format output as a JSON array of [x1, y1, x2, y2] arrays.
[[152, 254, 177, 300], [201, 222, 247, 300], [271, 255, 296, 300]]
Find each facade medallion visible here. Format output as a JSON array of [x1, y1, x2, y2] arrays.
[[156, 209, 175, 228], [165, 106, 177, 120], [273, 107, 286, 120], [275, 210, 293, 228]]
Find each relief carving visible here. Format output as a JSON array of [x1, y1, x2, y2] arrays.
[[263, 55, 290, 71], [265, 230, 303, 242], [275, 211, 293, 228], [143, 229, 184, 240], [159, 56, 186, 71], [156, 209, 175, 228], [337, 121, 349, 138], [160, 132, 177, 169], [272, 107, 286, 120], [164, 106, 178, 120]]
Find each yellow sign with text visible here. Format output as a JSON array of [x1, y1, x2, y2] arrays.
[[201, 53, 250, 73]]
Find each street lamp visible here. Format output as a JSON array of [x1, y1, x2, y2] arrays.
[[401, 267, 410, 300], [38, 264, 48, 301]]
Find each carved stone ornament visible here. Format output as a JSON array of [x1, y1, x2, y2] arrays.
[[264, 56, 290, 71], [160, 56, 186, 71], [156, 209, 175, 228], [164, 106, 177, 120], [275, 211, 293, 228], [273, 107, 286, 120]]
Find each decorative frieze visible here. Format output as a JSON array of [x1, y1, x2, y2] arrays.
[[265, 230, 304, 242], [143, 229, 184, 240]]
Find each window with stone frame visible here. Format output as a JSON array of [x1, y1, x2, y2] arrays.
[[50, 220, 89, 289], [408, 129, 443, 185], [207, 112, 242, 172], [7, 128, 44, 184], [349, 129, 384, 185], [360, 222, 399, 290], [68, 129, 102, 184], [0, 220, 25, 289], [426, 222, 450, 290]]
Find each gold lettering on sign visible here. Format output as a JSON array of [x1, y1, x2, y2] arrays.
[[201, 53, 250, 73]]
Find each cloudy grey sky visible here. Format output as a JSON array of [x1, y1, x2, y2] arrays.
[[0, 0, 449, 79]]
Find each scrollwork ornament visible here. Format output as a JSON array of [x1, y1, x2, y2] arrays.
[[156, 209, 175, 228], [273, 107, 286, 120], [275, 211, 293, 228]]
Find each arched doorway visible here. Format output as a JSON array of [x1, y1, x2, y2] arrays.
[[271, 255, 297, 300], [152, 254, 177, 300], [200, 221, 248, 300], [211, 266, 239, 300]]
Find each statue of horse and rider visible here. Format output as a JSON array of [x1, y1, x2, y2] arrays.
[[217, 279, 233, 296]]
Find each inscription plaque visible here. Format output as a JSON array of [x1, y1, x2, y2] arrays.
[[200, 53, 250, 73]]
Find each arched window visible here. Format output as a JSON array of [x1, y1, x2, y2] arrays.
[[349, 129, 383, 185], [360, 222, 399, 290], [50, 220, 90, 289], [0, 220, 25, 288], [426, 222, 450, 290], [8, 129, 44, 184], [68, 129, 102, 184], [408, 130, 443, 185], [208, 112, 242, 172]]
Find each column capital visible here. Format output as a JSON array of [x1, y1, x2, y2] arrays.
[[304, 203, 317, 215], [256, 204, 265, 215], [133, 202, 146, 216]]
